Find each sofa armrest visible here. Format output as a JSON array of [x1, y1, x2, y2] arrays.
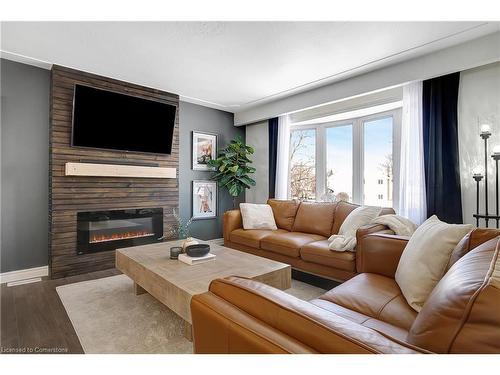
[[223, 209, 243, 242], [356, 233, 410, 278], [191, 276, 425, 354]]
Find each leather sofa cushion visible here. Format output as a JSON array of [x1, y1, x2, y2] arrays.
[[293, 202, 336, 237], [310, 298, 368, 324], [310, 297, 409, 343], [300, 240, 356, 272], [230, 228, 287, 248], [267, 199, 300, 231], [261, 232, 326, 258], [446, 228, 500, 271], [407, 237, 500, 353], [362, 319, 409, 343], [317, 273, 417, 330]]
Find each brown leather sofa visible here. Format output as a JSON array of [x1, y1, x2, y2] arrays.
[[191, 228, 500, 354], [224, 199, 394, 281]]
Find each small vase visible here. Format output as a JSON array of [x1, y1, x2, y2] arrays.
[[182, 237, 199, 251]]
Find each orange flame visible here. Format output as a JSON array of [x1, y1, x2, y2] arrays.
[[90, 231, 154, 244]]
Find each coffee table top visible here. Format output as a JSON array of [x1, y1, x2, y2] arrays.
[[115, 239, 291, 322]]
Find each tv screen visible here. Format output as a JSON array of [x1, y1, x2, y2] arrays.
[[72, 84, 176, 155]]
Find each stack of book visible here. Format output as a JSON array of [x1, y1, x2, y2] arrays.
[[178, 253, 216, 265]]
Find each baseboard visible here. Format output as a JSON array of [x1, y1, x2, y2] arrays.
[[0, 265, 49, 284]]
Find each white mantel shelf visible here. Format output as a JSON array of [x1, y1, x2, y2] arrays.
[[64, 162, 177, 179]]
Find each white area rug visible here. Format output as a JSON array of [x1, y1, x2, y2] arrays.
[[56, 274, 326, 354]]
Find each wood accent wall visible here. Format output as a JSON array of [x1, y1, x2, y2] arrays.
[[49, 65, 179, 279]]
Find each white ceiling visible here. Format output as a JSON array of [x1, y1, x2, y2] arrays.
[[1, 22, 499, 112]]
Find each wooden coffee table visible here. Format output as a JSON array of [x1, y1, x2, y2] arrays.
[[115, 239, 291, 340]]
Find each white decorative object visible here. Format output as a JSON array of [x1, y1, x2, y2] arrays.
[[399, 81, 427, 224], [395, 215, 472, 312], [371, 214, 417, 236], [65, 162, 176, 179], [239, 203, 278, 230], [178, 253, 216, 265], [328, 206, 381, 252]]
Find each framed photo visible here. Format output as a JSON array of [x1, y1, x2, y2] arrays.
[[192, 131, 217, 171], [192, 180, 217, 220]]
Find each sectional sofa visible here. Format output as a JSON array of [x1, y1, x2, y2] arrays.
[[223, 199, 394, 281], [192, 228, 500, 353]]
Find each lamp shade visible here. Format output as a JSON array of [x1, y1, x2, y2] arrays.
[[481, 124, 492, 134], [473, 166, 484, 176]]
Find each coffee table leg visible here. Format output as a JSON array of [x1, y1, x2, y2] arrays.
[[134, 282, 147, 295], [183, 321, 193, 342]]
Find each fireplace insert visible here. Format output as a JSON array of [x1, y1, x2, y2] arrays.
[[77, 208, 163, 255]]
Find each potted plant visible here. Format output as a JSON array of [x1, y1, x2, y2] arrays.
[[207, 136, 256, 208]]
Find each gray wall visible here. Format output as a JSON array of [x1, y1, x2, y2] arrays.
[[1, 59, 50, 273], [245, 121, 269, 203], [179, 101, 245, 240]]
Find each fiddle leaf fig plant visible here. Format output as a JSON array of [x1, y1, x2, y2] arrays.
[[207, 136, 256, 207]]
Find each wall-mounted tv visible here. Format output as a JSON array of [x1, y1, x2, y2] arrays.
[[71, 84, 176, 155]]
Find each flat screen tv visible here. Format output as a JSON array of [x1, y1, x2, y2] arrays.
[[71, 84, 176, 155]]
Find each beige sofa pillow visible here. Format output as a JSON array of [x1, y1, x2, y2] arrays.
[[240, 203, 277, 230], [395, 215, 472, 312]]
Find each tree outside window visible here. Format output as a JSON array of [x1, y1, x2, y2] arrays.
[[289, 129, 316, 200]]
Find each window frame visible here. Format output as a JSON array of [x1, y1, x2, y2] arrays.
[[288, 107, 401, 207]]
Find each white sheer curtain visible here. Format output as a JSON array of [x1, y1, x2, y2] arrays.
[[275, 114, 291, 199], [399, 81, 427, 224]]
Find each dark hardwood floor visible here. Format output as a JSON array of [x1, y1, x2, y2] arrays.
[[1, 268, 121, 354]]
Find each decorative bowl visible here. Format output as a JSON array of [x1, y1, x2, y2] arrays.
[[185, 244, 210, 258]]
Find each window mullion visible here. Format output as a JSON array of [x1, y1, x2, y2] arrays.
[[352, 119, 363, 205], [316, 126, 326, 200]]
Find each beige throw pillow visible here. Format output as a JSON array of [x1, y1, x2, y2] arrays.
[[240, 203, 278, 230], [337, 206, 382, 238], [395, 215, 472, 312]]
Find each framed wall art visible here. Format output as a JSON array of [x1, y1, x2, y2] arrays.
[[192, 180, 217, 220], [192, 131, 217, 171]]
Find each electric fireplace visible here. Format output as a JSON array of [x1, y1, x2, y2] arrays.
[[76, 208, 163, 255]]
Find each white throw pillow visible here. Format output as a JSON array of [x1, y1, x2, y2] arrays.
[[395, 215, 472, 312], [239, 203, 278, 230], [372, 214, 417, 236], [337, 206, 382, 238]]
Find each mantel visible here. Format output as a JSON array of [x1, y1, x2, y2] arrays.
[[64, 162, 177, 179]]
